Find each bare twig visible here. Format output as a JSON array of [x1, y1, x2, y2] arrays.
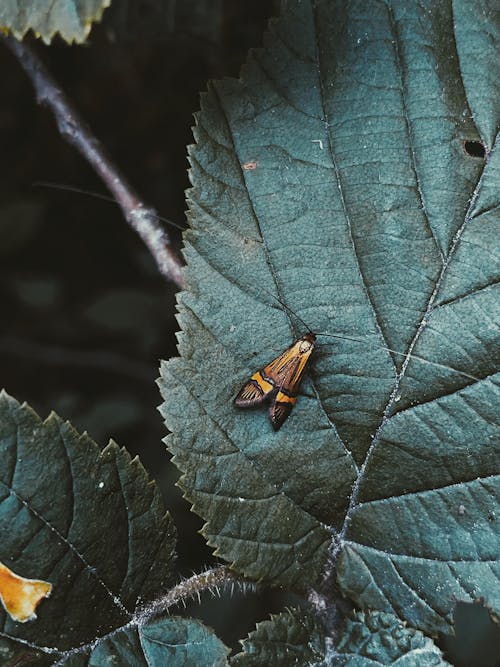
[[3, 35, 185, 289]]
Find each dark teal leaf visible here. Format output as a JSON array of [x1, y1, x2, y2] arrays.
[[63, 617, 230, 667], [159, 0, 499, 634], [232, 608, 449, 666], [453, 0, 500, 148], [338, 378, 499, 633], [0, 0, 111, 44], [334, 610, 450, 666], [231, 608, 326, 666], [0, 391, 176, 662]]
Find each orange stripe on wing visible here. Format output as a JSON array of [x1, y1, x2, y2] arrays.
[[275, 391, 296, 405], [234, 371, 275, 407]]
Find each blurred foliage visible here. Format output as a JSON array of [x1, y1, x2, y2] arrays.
[[0, 0, 110, 44], [0, 1, 287, 652]]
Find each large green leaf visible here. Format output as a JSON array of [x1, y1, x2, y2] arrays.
[[159, 0, 499, 635], [0, 391, 176, 663], [0, 0, 110, 44]]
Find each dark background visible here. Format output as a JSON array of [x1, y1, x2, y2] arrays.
[[0, 1, 498, 663]]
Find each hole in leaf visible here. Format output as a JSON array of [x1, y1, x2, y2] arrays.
[[438, 602, 500, 667], [464, 140, 486, 158]]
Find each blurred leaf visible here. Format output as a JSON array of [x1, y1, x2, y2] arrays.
[[82, 288, 160, 348], [106, 0, 218, 43], [159, 0, 500, 636], [0, 201, 44, 256], [0, 0, 111, 44], [73, 394, 144, 442], [0, 391, 176, 663], [12, 276, 63, 309]]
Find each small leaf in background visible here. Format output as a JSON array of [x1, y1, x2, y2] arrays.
[[82, 288, 162, 350], [11, 276, 63, 310], [0, 391, 176, 663], [64, 617, 230, 667], [160, 0, 499, 639], [140, 618, 230, 667], [232, 608, 450, 666], [0, 0, 111, 44], [231, 608, 325, 666], [0, 561, 51, 623], [0, 200, 44, 256], [334, 610, 451, 666]]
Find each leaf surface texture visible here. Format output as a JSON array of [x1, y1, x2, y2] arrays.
[[160, 0, 500, 634]]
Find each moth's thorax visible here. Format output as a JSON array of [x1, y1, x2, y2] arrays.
[[299, 333, 316, 353]]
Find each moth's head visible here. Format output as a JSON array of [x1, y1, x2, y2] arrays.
[[299, 333, 316, 352]]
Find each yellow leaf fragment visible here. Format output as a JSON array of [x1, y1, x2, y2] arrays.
[[0, 561, 52, 622]]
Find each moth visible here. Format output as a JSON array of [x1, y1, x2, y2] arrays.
[[233, 295, 479, 431], [234, 332, 316, 431]]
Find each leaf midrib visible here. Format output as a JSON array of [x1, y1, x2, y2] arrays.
[[312, 2, 488, 571], [336, 126, 491, 556]]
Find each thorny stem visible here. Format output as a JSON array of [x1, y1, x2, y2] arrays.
[[43, 567, 251, 664], [137, 565, 253, 623], [3, 35, 185, 289]]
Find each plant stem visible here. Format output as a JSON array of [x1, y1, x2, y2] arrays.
[[137, 566, 254, 622], [2, 35, 185, 289]]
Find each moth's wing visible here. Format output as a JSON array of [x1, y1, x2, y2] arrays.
[[266, 338, 315, 430], [235, 336, 315, 429], [261, 341, 303, 386], [268, 390, 296, 431], [264, 338, 315, 390], [234, 341, 301, 408], [234, 370, 276, 407]]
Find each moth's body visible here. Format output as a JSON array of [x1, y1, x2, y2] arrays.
[[234, 333, 316, 430]]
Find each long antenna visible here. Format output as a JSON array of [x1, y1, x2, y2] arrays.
[[33, 181, 187, 232], [259, 286, 480, 383], [316, 332, 480, 382], [260, 285, 314, 334]]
